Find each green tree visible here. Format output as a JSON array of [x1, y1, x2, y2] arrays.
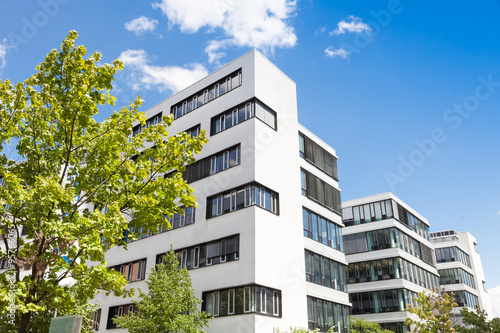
[[113, 249, 210, 332], [405, 288, 458, 333], [455, 306, 500, 333], [350, 317, 393, 333], [0, 31, 207, 333]]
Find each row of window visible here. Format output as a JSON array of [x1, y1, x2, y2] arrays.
[[131, 112, 162, 137], [303, 207, 344, 251], [299, 133, 339, 181], [106, 304, 137, 329], [435, 246, 471, 267], [171, 70, 242, 119], [305, 250, 348, 292], [172, 144, 241, 183], [347, 257, 439, 290], [156, 234, 240, 269], [379, 322, 408, 333], [202, 285, 281, 318], [211, 98, 277, 135], [343, 199, 394, 226], [451, 290, 479, 308], [342, 199, 430, 240], [343, 227, 436, 266], [350, 288, 418, 315], [439, 268, 475, 289], [124, 207, 196, 243], [301, 169, 341, 215], [397, 203, 430, 240], [207, 182, 278, 218], [307, 296, 351, 333], [109, 259, 147, 283]]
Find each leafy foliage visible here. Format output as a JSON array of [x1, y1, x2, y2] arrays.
[[455, 306, 500, 333], [0, 31, 207, 332], [350, 317, 393, 333], [405, 288, 458, 333], [113, 249, 210, 333]]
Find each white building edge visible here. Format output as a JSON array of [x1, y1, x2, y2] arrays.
[[92, 49, 351, 333], [430, 230, 493, 321]]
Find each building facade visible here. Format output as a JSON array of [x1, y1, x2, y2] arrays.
[[342, 193, 439, 333], [92, 50, 351, 333], [430, 230, 493, 322]]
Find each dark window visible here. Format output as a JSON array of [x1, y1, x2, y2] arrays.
[[210, 98, 276, 135], [167, 144, 241, 184], [207, 182, 278, 218], [303, 207, 343, 251], [299, 132, 338, 180], [203, 284, 281, 318], [156, 234, 239, 270], [301, 169, 341, 215], [307, 296, 351, 333], [132, 112, 162, 137], [109, 259, 147, 283], [107, 304, 137, 329], [305, 250, 347, 292], [171, 69, 242, 120]]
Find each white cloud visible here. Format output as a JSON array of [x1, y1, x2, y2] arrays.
[[330, 15, 371, 35], [488, 285, 500, 318], [0, 40, 8, 70], [325, 46, 349, 59], [125, 16, 159, 35], [152, 0, 298, 63], [119, 49, 209, 93]]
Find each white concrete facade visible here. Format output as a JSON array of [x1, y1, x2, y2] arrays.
[[342, 193, 439, 333], [431, 230, 493, 320], [92, 50, 350, 333]]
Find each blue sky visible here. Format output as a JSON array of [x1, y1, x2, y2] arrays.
[[1, 0, 500, 317]]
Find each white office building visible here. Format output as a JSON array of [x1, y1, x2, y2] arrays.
[[92, 50, 351, 332], [342, 193, 439, 333], [430, 230, 493, 321]]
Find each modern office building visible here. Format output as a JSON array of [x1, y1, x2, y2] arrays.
[[342, 193, 439, 333], [430, 230, 493, 322], [91, 50, 351, 332]]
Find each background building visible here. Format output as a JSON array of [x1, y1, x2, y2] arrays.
[[342, 193, 439, 333], [92, 50, 351, 333], [431, 230, 493, 322]]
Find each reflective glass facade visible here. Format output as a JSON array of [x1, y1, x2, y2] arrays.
[[350, 288, 418, 315], [438, 268, 475, 288], [303, 207, 344, 251], [342, 199, 430, 240], [343, 227, 436, 266], [435, 246, 471, 267], [348, 257, 439, 290], [305, 250, 348, 292], [307, 296, 351, 333]]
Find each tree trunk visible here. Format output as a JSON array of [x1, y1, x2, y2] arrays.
[[18, 312, 31, 333]]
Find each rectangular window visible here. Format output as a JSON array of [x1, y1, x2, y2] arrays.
[[301, 169, 341, 214], [207, 182, 278, 218], [299, 132, 339, 180], [211, 98, 276, 135]]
